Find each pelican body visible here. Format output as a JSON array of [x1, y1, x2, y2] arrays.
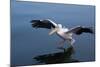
[[31, 19, 93, 46]]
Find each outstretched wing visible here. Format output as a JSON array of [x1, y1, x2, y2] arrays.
[[31, 19, 57, 29], [66, 26, 94, 35]]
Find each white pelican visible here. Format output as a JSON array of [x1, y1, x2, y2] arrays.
[[30, 19, 93, 46]]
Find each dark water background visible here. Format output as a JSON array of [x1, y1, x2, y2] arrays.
[[11, 0, 95, 66]]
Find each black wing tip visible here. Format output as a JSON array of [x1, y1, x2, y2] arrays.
[[84, 27, 95, 34], [30, 20, 38, 28], [75, 26, 94, 35], [86, 27, 94, 34], [90, 29, 95, 34], [30, 20, 41, 23]]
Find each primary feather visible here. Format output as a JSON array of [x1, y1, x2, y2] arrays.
[[66, 26, 94, 35], [31, 19, 56, 29]]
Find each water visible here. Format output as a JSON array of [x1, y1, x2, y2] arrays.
[[11, 0, 95, 66]]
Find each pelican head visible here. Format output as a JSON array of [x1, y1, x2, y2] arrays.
[[49, 24, 62, 35], [57, 24, 62, 28]]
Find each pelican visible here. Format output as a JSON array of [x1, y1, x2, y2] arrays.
[[30, 19, 93, 46]]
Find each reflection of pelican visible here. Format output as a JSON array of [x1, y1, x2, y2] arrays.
[[33, 46, 79, 64], [31, 19, 93, 46]]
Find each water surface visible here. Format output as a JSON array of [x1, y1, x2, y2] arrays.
[[11, 1, 95, 66]]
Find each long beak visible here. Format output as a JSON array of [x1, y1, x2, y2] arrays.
[[49, 28, 58, 35]]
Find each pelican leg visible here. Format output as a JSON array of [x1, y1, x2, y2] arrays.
[[67, 39, 75, 46], [71, 39, 75, 45]]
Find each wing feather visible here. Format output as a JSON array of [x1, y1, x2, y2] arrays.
[[31, 19, 57, 29], [66, 26, 94, 35]]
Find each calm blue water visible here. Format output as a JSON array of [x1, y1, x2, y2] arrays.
[[11, 1, 95, 66]]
